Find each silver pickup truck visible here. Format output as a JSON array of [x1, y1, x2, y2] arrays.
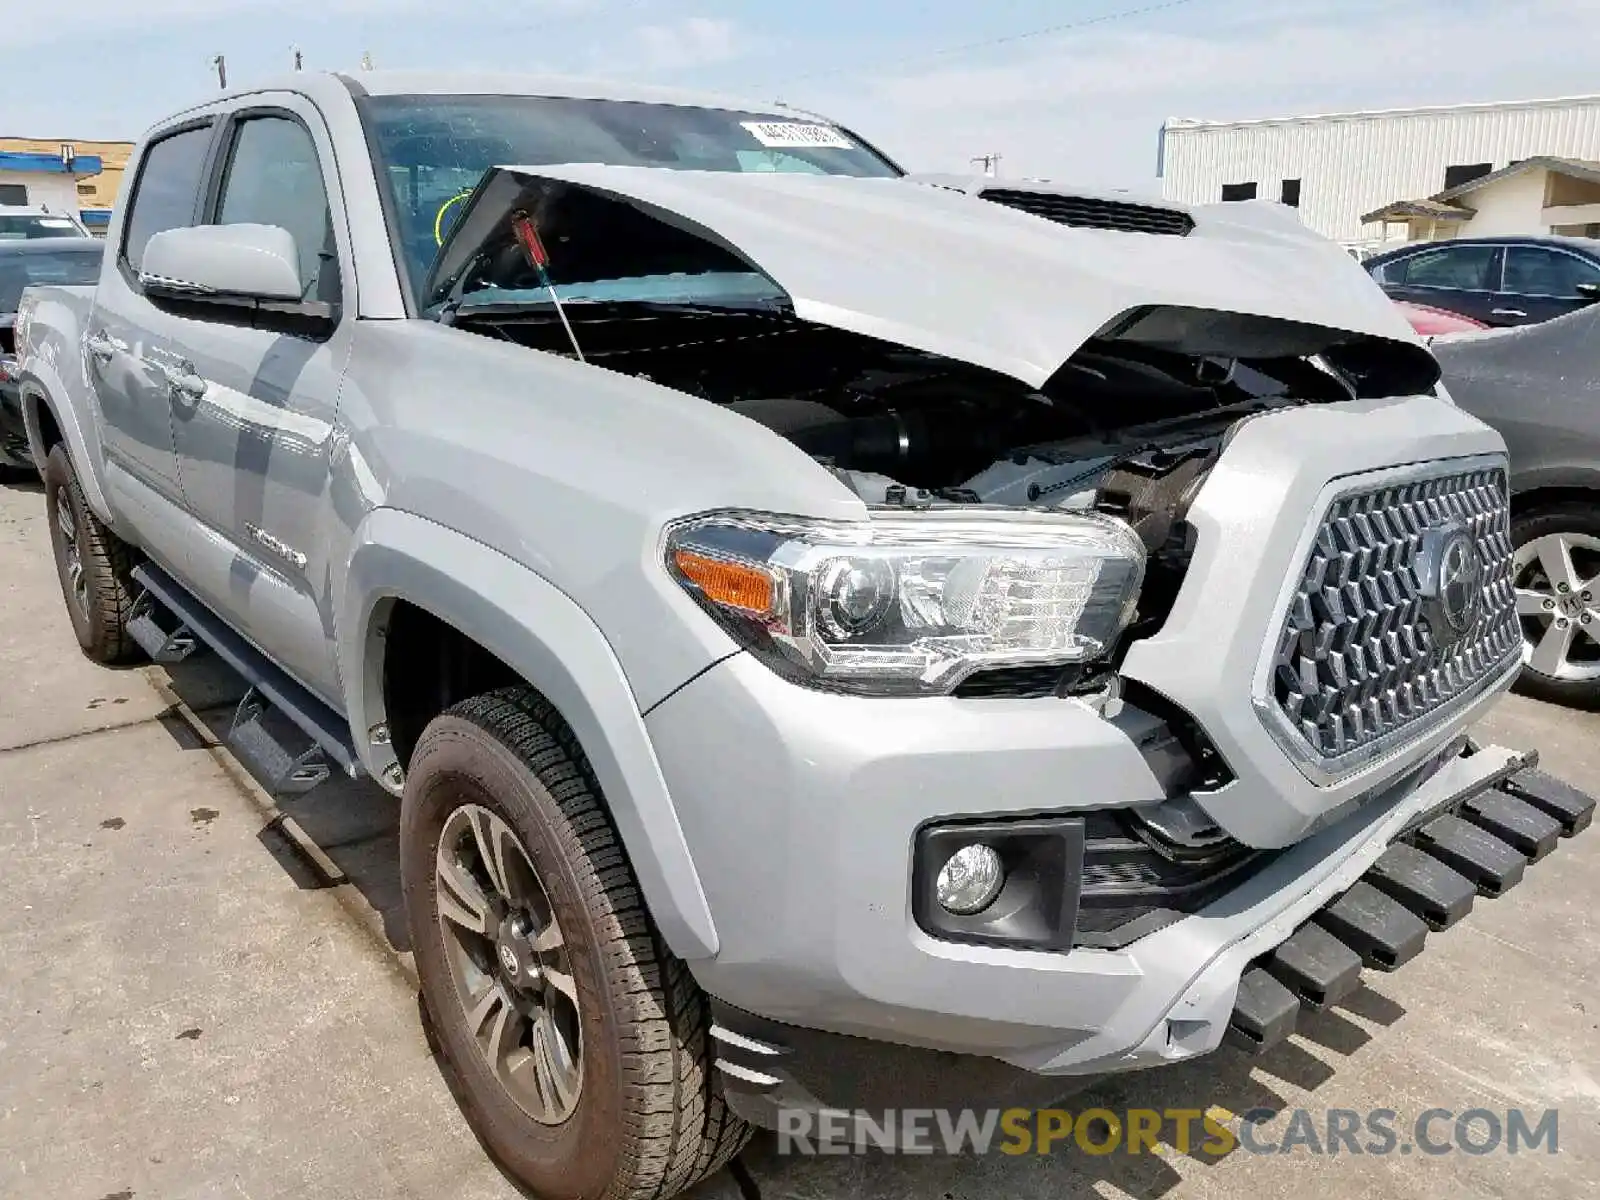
[[14, 71, 1594, 1197]]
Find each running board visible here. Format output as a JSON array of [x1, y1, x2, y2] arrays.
[[126, 591, 201, 664], [131, 563, 364, 792], [1228, 755, 1594, 1056]]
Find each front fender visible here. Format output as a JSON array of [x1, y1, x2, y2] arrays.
[[341, 507, 720, 961]]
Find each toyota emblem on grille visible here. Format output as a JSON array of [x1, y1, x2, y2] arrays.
[[1417, 522, 1484, 646]]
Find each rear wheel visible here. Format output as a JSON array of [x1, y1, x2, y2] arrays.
[[1510, 504, 1600, 710], [42, 443, 141, 664], [400, 688, 749, 1200]]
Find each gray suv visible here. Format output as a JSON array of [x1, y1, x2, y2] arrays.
[[13, 72, 1593, 1198]]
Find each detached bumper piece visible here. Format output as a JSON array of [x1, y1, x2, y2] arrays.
[[1228, 758, 1594, 1055]]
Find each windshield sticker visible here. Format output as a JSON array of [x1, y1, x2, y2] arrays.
[[740, 121, 856, 150]]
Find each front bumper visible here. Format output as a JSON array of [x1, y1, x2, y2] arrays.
[[646, 651, 1594, 1123]]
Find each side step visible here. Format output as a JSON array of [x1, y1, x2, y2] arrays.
[[126, 591, 201, 664], [1226, 759, 1594, 1055], [132, 563, 364, 794]]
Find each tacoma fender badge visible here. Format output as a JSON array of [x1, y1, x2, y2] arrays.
[[245, 523, 308, 571]]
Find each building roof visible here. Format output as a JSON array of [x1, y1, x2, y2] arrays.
[[1360, 198, 1476, 224], [1165, 91, 1600, 131], [1434, 155, 1600, 201], [1360, 156, 1600, 226]]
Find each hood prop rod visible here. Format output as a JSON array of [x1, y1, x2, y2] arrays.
[[511, 210, 585, 363]]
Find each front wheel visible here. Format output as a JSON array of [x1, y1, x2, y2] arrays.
[[42, 443, 141, 664], [400, 688, 749, 1200], [1510, 504, 1600, 710]]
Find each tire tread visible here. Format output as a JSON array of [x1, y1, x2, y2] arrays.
[[438, 687, 750, 1200]]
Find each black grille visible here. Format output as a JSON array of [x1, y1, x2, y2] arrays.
[[1073, 810, 1270, 948], [981, 189, 1196, 237], [1268, 466, 1518, 766]]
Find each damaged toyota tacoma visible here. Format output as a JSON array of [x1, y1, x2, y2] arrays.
[[14, 73, 1596, 1198]]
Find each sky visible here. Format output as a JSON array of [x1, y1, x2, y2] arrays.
[[9, 0, 1600, 193]]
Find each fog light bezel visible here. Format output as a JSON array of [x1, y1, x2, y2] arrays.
[[911, 817, 1085, 950]]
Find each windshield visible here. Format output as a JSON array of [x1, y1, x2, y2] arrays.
[[0, 247, 103, 312], [0, 214, 87, 241], [361, 94, 901, 298]]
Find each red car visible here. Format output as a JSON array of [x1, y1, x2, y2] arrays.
[[1393, 299, 1488, 337]]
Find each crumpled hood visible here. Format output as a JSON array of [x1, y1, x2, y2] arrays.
[[432, 165, 1420, 389]]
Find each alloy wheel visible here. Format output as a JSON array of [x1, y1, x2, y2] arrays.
[[435, 803, 583, 1125], [55, 489, 88, 616], [1513, 532, 1600, 682]]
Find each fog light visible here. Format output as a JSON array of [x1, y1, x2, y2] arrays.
[[935, 844, 1005, 915]]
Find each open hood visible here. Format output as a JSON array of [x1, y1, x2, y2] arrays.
[[426, 165, 1423, 390]]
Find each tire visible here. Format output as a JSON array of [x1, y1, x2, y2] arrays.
[[42, 443, 142, 664], [400, 688, 750, 1200], [1509, 503, 1600, 711]]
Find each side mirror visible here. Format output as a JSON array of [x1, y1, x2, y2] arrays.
[[1576, 281, 1600, 303], [141, 223, 304, 302]]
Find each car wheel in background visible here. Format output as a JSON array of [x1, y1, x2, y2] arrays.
[[400, 688, 749, 1200], [1510, 504, 1600, 710], [42, 443, 142, 664]]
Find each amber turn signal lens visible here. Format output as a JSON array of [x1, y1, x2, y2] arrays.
[[673, 550, 777, 617]]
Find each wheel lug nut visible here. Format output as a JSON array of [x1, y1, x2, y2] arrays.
[[1544, 599, 1557, 610], [1558, 583, 1570, 593], [1557, 618, 1570, 629]]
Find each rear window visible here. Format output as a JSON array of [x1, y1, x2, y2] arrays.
[[0, 214, 85, 241], [0, 247, 103, 312]]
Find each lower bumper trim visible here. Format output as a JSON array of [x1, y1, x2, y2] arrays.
[[1460, 790, 1563, 861], [1413, 814, 1527, 896], [1364, 843, 1476, 930], [1226, 968, 1300, 1054], [1315, 881, 1429, 971], [1265, 921, 1364, 1009], [1502, 768, 1597, 836]]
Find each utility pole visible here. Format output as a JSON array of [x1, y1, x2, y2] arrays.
[[212, 54, 227, 89], [970, 152, 1002, 178], [292, 45, 304, 71]]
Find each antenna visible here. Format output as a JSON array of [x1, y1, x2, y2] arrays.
[[361, 50, 374, 70], [212, 54, 228, 89], [292, 45, 304, 71]]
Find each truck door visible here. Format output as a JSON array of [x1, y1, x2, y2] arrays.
[[88, 120, 217, 572], [151, 101, 352, 705]]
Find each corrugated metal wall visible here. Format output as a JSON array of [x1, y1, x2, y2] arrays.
[[1160, 97, 1600, 243]]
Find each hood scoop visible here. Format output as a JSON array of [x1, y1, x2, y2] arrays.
[[978, 187, 1196, 237]]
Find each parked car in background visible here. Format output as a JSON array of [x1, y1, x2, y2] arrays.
[[0, 205, 92, 241], [1366, 235, 1600, 327], [0, 237, 103, 470], [1432, 304, 1600, 709], [1393, 299, 1488, 336]]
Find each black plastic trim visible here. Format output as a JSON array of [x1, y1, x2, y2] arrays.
[[911, 816, 1084, 951]]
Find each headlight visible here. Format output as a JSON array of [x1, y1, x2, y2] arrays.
[[664, 508, 1145, 695]]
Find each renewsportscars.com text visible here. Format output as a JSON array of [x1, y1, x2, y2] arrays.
[[777, 1106, 1560, 1158]]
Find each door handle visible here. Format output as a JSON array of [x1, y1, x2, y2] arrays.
[[1491, 308, 1527, 318], [167, 368, 207, 402], [86, 331, 120, 362]]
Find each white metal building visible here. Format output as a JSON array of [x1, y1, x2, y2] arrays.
[[1158, 93, 1600, 250]]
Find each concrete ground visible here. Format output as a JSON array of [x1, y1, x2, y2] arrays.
[[1, 473, 1596, 1200]]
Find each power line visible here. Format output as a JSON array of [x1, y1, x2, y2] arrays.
[[766, 0, 1203, 88]]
